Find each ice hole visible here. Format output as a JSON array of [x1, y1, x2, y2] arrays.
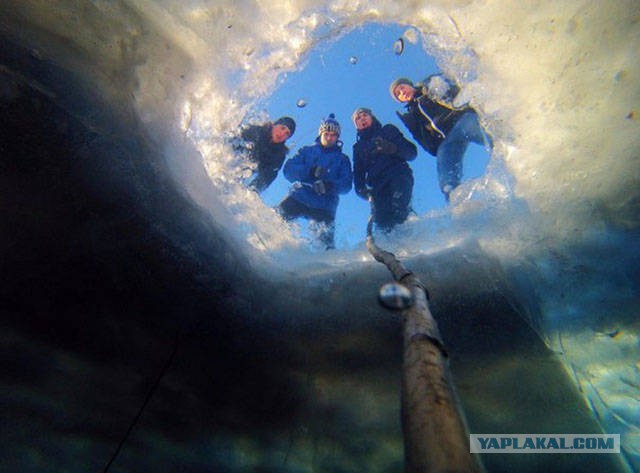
[[246, 23, 490, 248]]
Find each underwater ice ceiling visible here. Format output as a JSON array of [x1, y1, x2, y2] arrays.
[[1, 0, 639, 471]]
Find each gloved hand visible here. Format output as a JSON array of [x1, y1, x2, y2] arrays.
[[313, 180, 326, 195], [311, 166, 326, 179], [372, 137, 398, 156], [356, 187, 372, 200]]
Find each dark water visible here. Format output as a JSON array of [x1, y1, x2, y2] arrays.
[[0, 30, 628, 473]]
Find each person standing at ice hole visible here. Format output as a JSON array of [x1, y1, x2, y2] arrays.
[[234, 116, 296, 193], [352, 107, 417, 232], [390, 74, 491, 202], [276, 113, 352, 250]]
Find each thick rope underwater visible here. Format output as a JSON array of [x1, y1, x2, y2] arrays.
[[366, 197, 483, 473]]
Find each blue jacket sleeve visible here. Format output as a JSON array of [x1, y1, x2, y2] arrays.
[[381, 124, 417, 162], [283, 146, 312, 183]]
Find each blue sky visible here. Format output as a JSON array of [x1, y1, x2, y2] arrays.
[[257, 23, 489, 248]]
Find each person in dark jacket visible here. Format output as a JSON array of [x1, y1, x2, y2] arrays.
[[236, 116, 296, 193], [390, 74, 490, 201], [277, 114, 352, 249], [352, 107, 417, 232]]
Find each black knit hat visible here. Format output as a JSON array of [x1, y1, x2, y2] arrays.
[[274, 116, 296, 136]]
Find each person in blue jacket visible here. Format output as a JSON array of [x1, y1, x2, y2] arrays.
[[352, 107, 417, 232], [277, 114, 352, 249], [390, 74, 491, 201]]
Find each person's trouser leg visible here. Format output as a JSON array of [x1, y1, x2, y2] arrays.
[[372, 184, 393, 231], [314, 218, 335, 249], [388, 173, 413, 226], [278, 197, 336, 249], [308, 209, 336, 249], [436, 111, 486, 200], [276, 195, 305, 221], [373, 173, 414, 231]]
